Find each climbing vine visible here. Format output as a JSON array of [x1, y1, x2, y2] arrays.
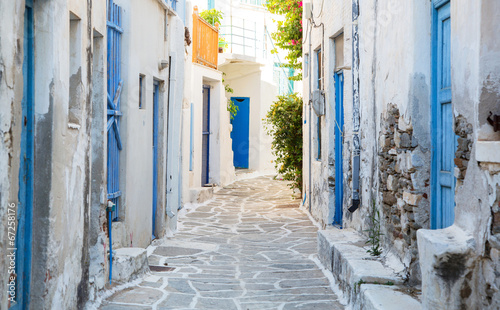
[[264, 93, 303, 190], [266, 0, 303, 81]]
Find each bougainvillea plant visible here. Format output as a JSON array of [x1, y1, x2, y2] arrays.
[[264, 93, 303, 191], [266, 0, 303, 81]]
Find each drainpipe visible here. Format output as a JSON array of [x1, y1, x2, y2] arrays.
[[349, 0, 361, 213], [308, 12, 312, 213], [107, 200, 116, 284]]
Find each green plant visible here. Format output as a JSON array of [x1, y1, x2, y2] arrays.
[[222, 73, 238, 119], [218, 36, 228, 49], [199, 9, 223, 26], [365, 200, 383, 256], [264, 93, 303, 190], [266, 0, 303, 81]]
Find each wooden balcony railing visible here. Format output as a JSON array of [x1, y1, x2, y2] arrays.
[[192, 6, 219, 70]]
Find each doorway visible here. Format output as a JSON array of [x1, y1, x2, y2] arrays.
[[231, 97, 250, 169], [202, 85, 211, 185], [431, 0, 455, 229], [333, 72, 344, 226]]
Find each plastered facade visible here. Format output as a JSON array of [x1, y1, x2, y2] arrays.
[[0, 0, 185, 308], [304, 0, 500, 308]]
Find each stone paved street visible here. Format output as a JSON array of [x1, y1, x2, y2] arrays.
[[98, 176, 344, 309]]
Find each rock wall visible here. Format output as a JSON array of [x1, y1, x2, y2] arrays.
[[378, 104, 430, 283]]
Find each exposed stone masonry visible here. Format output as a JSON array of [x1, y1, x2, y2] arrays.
[[378, 104, 430, 284], [454, 115, 473, 183]]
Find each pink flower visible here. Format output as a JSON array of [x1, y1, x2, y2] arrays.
[[299, 1, 302, 7]]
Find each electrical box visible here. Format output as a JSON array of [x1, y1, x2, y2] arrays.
[[312, 89, 325, 116], [304, 2, 312, 20]]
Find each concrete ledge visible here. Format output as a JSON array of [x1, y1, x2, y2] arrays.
[[112, 247, 149, 283], [357, 284, 422, 310], [318, 228, 406, 306], [417, 225, 475, 309], [189, 187, 214, 203]]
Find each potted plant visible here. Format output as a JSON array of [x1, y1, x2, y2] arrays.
[[218, 37, 228, 53]]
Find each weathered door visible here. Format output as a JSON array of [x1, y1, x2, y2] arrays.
[[107, 0, 123, 220], [12, 1, 34, 308], [202, 86, 210, 185], [231, 97, 250, 169], [431, 0, 454, 229], [334, 72, 344, 226], [152, 81, 159, 238]]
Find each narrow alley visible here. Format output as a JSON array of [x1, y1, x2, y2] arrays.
[[97, 176, 343, 310]]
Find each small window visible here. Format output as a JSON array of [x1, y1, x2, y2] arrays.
[[139, 74, 145, 109], [304, 53, 309, 78], [334, 33, 344, 71], [208, 0, 215, 9]]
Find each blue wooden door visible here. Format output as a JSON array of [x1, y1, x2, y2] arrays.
[[202, 86, 210, 184], [107, 0, 123, 221], [231, 97, 250, 169], [12, 2, 34, 308], [152, 82, 159, 238], [334, 72, 344, 226], [431, 1, 454, 229]]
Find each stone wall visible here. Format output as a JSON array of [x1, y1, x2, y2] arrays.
[[378, 104, 430, 283]]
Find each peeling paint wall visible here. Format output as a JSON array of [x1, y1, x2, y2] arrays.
[[305, 0, 500, 307]]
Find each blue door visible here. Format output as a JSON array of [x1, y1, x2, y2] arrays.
[[431, 1, 454, 229], [202, 86, 211, 184], [231, 97, 250, 169], [334, 72, 344, 226], [152, 81, 159, 238], [107, 0, 123, 221], [12, 2, 34, 308]]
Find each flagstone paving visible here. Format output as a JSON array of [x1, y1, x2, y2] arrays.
[[99, 176, 344, 310]]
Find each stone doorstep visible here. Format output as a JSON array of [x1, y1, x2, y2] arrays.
[[318, 228, 421, 308], [112, 247, 150, 283], [357, 284, 422, 310], [189, 186, 214, 203]]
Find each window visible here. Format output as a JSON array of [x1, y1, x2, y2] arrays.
[[170, 0, 177, 10], [316, 48, 322, 89], [208, 0, 214, 9], [334, 33, 344, 71], [316, 48, 322, 160], [304, 53, 309, 78], [139, 74, 145, 109], [69, 13, 82, 125], [273, 63, 294, 95]]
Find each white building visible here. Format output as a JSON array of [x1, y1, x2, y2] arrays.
[[0, 0, 186, 308], [303, 0, 500, 309], [182, 0, 292, 204]]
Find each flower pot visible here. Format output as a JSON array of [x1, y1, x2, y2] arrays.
[[218, 47, 224, 53]]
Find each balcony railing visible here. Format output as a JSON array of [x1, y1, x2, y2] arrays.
[[192, 6, 219, 70]]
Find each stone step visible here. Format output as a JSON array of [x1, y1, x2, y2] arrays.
[[112, 247, 149, 283], [189, 186, 214, 203], [317, 227, 418, 308], [357, 284, 422, 310]]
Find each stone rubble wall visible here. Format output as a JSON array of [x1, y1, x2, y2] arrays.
[[378, 104, 431, 284]]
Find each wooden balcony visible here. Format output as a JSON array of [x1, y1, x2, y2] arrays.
[[192, 6, 219, 70]]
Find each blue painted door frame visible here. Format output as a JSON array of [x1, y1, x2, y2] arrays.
[[152, 81, 160, 238], [230, 97, 250, 169], [202, 86, 211, 184], [12, 1, 34, 308], [107, 0, 123, 221], [431, 0, 455, 229], [333, 72, 344, 226]]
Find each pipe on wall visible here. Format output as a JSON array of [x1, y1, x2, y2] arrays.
[[349, 0, 361, 213]]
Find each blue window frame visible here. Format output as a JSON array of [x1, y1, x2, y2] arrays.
[[208, 0, 214, 9]]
